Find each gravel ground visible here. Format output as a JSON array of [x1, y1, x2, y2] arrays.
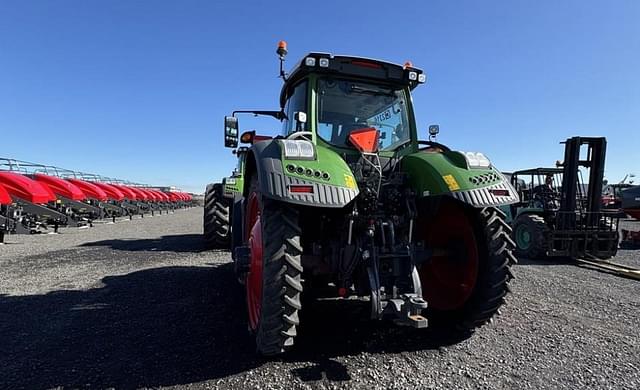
[[1, 207, 639, 389]]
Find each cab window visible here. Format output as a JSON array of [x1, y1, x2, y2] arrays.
[[316, 77, 411, 151], [282, 81, 308, 135]]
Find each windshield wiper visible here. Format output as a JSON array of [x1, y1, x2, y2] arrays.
[[350, 85, 396, 97]]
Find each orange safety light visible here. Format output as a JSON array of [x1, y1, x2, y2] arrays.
[[277, 40, 288, 56], [404, 61, 413, 69], [240, 130, 255, 144], [348, 127, 380, 153]]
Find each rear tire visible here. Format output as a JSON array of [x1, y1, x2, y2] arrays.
[[512, 214, 548, 259], [421, 205, 517, 341], [245, 176, 303, 355], [203, 183, 230, 249]]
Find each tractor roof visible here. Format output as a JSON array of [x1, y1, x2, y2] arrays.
[[280, 52, 425, 107]]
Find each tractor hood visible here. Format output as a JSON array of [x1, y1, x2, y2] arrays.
[[402, 150, 519, 208]]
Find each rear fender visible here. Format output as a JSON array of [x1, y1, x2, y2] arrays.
[[401, 150, 519, 208], [245, 140, 358, 208]]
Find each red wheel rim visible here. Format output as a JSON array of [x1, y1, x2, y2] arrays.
[[246, 191, 263, 331], [418, 202, 479, 310]]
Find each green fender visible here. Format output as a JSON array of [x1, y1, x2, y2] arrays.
[[222, 152, 246, 198], [246, 140, 359, 208], [222, 176, 243, 199], [401, 150, 520, 208]]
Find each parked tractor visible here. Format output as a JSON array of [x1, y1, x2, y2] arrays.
[[508, 137, 620, 260], [210, 42, 519, 355], [203, 146, 248, 248], [203, 183, 228, 247]]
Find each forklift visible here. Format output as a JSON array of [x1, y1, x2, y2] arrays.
[[509, 137, 620, 260]]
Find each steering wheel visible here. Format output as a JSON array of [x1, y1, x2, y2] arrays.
[[417, 140, 451, 152], [287, 131, 313, 140]]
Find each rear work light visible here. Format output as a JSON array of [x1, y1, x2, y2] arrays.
[[319, 58, 330, 67], [305, 57, 316, 66], [281, 140, 316, 160], [463, 152, 492, 168], [289, 185, 314, 194]]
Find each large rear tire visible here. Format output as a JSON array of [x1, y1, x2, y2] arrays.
[[419, 203, 516, 341], [512, 214, 548, 259], [245, 176, 303, 355], [203, 183, 230, 249]]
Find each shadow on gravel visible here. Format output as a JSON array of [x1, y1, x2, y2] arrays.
[[79, 234, 210, 253], [0, 263, 255, 389], [0, 262, 459, 388]]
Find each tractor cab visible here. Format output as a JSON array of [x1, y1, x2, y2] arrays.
[[278, 52, 425, 154], [223, 46, 428, 158]]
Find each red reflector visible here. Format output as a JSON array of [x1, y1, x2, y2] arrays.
[[488, 189, 510, 197], [348, 127, 380, 153], [289, 185, 314, 194], [351, 60, 381, 69]]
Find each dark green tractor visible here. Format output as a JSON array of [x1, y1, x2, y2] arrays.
[[508, 137, 620, 260], [222, 42, 519, 355]]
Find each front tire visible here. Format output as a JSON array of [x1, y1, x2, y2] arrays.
[[245, 177, 303, 355], [512, 214, 548, 259], [203, 183, 231, 249]]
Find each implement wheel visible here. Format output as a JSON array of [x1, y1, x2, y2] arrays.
[[512, 214, 548, 259], [245, 176, 303, 355], [203, 183, 231, 249], [418, 200, 516, 340]]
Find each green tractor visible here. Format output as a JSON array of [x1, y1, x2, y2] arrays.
[[507, 137, 620, 260], [203, 182, 230, 247], [203, 149, 246, 248], [220, 42, 519, 355]]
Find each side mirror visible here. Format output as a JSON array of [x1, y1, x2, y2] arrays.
[[224, 116, 239, 148], [428, 124, 439, 140]]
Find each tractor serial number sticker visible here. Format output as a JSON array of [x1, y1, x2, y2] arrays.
[[443, 174, 460, 191], [344, 174, 356, 189], [373, 109, 392, 123]]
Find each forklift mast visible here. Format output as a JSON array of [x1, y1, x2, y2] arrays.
[[559, 137, 607, 228]]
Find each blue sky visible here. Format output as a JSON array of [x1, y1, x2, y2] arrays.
[[1, 1, 639, 192]]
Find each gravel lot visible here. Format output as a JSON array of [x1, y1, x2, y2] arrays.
[[1, 207, 639, 389]]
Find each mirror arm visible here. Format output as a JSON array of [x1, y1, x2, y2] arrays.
[[232, 110, 284, 120]]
